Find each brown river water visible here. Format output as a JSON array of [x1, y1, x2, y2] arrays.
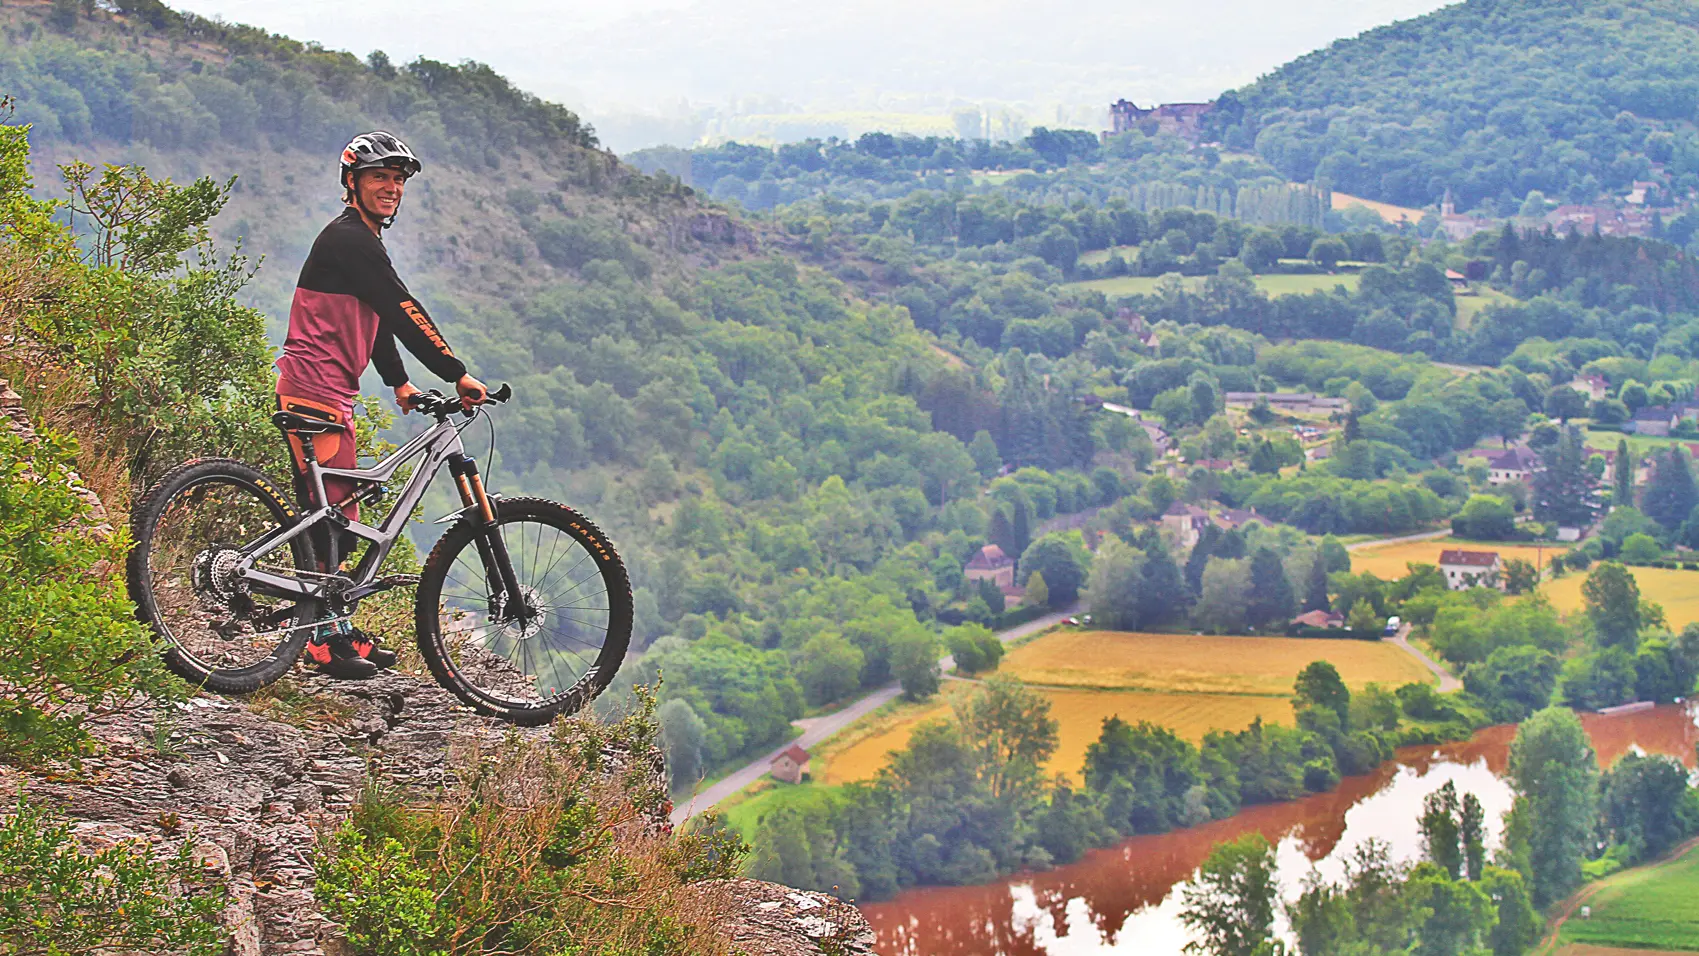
[[860, 704, 1699, 956]]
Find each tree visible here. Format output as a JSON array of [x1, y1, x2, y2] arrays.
[[1601, 753, 1692, 862], [1504, 707, 1600, 907], [794, 632, 865, 706], [1294, 661, 1350, 724], [1195, 558, 1252, 634], [1461, 645, 1561, 722], [953, 675, 1059, 800], [1486, 398, 1527, 447], [1543, 386, 1587, 423], [1452, 494, 1516, 539], [1405, 863, 1494, 956], [1419, 781, 1465, 880], [1483, 867, 1541, 956], [657, 699, 708, 793], [977, 575, 1007, 615], [945, 623, 1003, 675], [1620, 532, 1662, 563], [892, 629, 941, 700], [968, 429, 1001, 479], [1303, 551, 1331, 612], [1084, 537, 1146, 630], [1180, 834, 1279, 956], [1460, 792, 1486, 881], [1140, 539, 1191, 626], [1308, 236, 1350, 270], [1614, 438, 1635, 509], [1245, 547, 1296, 630], [1641, 447, 1697, 532], [1248, 439, 1282, 475], [1018, 533, 1089, 607], [1532, 427, 1597, 528], [1023, 571, 1049, 608], [1189, 374, 1221, 426], [1583, 562, 1642, 649], [1501, 557, 1538, 594]]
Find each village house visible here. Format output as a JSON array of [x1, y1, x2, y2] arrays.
[[1546, 204, 1657, 238], [1292, 609, 1345, 629], [770, 744, 810, 784], [1214, 508, 1271, 532], [1438, 549, 1504, 591], [1108, 99, 1214, 141], [1162, 501, 1211, 550], [1438, 191, 1496, 241], [1305, 442, 1333, 462], [1569, 374, 1610, 402], [1192, 458, 1236, 473], [964, 543, 1016, 590], [1632, 405, 1680, 437], [1445, 269, 1470, 292], [1483, 447, 1539, 485]]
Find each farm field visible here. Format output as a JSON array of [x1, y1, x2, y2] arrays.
[[1000, 630, 1432, 696], [1349, 539, 1566, 581], [1454, 287, 1515, 329], [1543, 567, 1699, 630], [1583, 430, 1699, 455], [1068, 273, 1360, 298], [1331, 191, 1423, 224], [823, 686, 1295, 785], [1558, 843, 1699, 952], [717, 778, 842, 841]]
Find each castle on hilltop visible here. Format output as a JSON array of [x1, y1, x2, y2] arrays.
[[1108, 99, 1214, 141]]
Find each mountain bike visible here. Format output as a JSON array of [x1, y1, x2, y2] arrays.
[[125, 386, 632, 725]]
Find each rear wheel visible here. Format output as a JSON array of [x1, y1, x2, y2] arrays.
[[416, 497, 631, 725], [126, 459, 319, 693]]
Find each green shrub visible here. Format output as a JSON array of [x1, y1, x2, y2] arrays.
[[0, 430, 183, 765], [315, 692, 744, 955], [0, 796, 227, 954]]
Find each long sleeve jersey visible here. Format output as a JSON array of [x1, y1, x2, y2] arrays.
[[275, 207, 466, 408]]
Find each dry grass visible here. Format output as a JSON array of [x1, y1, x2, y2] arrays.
[[824, 686, 1295, 784], [1331, 191, 1424, 224], [1350, 539, 1567, 581], [1000, 630, 1433, 696], [1543, 567, 1699, 630]]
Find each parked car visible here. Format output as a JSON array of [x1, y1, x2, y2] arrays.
[[1383, 615, 1402, 636]]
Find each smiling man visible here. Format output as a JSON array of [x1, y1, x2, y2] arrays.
[[275, 130, 489, 679]]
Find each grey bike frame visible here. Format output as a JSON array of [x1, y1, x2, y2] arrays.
[[234, 415, 476, 604]]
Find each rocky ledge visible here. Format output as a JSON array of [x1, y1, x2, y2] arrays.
[[1, 671, 875, 955]]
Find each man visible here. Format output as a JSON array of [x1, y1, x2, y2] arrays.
[[276, 131, 489, 679]]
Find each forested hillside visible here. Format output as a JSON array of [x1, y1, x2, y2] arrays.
[[1219, 0, 1699, 208], [0, 0, 1121, 785]]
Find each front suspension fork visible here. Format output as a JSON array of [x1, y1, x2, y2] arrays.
[[449, 455, 526, 622]]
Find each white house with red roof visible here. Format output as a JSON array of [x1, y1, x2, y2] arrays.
[[1439, 549, 1503, 591]]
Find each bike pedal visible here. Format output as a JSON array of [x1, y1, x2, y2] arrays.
[[377, 573, 421, 588]]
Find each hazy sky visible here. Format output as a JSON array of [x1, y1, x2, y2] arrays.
[[173, 0, 1458, 148]]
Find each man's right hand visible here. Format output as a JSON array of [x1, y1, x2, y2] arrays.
[[457, 374, 490, 410]]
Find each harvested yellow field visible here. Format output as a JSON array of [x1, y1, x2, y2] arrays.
[[1543, 566, 1699, 629], [1350, 539, 1566, 581], [823, 687, 1295, 784], [1332, 191, 1423, 224], [1001, 630, 1434, 696]]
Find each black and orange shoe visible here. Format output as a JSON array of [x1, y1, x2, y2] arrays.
[[304, 624, 378, 680], [348, 628, 399, 670]]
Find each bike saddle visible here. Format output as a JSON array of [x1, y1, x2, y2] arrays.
[[271, 410, 344, 435]]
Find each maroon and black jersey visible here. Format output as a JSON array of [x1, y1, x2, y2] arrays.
[[276, 207, 465, 408]]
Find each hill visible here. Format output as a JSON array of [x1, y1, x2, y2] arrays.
[[0, 0, 1120, 792], [1218, 0, 1699, 209]]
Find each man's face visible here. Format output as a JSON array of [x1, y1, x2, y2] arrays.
[[354, 166, 408, 218]]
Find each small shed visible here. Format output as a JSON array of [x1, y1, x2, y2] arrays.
[[770, 744, 810, 784]]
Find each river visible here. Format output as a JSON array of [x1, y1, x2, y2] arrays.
[[860, 703, 1699, 956]]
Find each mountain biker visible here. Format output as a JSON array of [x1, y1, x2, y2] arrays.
[[276, 130, 490, 680]]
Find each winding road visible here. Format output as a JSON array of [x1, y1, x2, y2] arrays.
[[668, 605, 1077, 827]]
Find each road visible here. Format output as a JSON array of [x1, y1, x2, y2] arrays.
[[1386, 622, 1462, 692], [668, 605, 1078, 827]]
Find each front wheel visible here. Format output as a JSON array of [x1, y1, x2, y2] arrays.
[[416, 497, 632, 725]]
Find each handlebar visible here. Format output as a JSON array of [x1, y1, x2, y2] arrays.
[[409, 383, 513, 420]]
